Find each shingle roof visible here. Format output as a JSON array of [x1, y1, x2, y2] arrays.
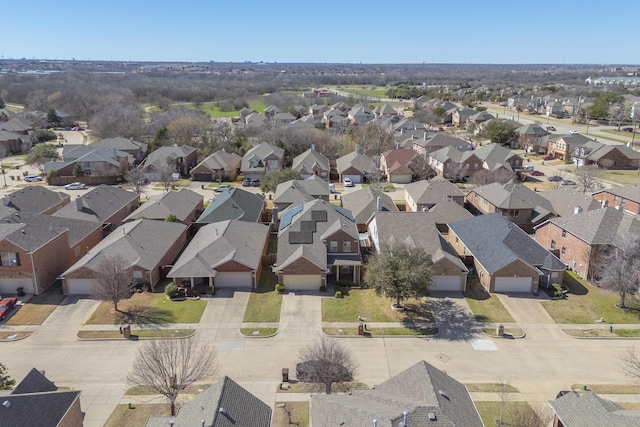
[[1, 211, 101, 247], [196, 188, 264, 224], [336, 151, 378, 176], [381, 148, 417, 169], [168, 220, 268, 278], [549, 391, 640, 427], [192, 149, 242, 174], [141, 145, 197, 170], [594, 185, 640, 204], [0, 222, 68, 252], [144, 376, 271, 427], [53, 185, 139, 224], [90, 136, 147, 153], [0, 186, 69, 215], [516, 123, 548, 137], [405, 177, 465, 206], [291, 147, 330, 174], [311, 360, 483, 427], [470, 180, 555, 221], [341, 188, 398, 224], [539, 188, 602, 217], [274, 175, 330, 207], [241, 142, 284, 173], [12, 368, 58, 394], [422, 133, 473, 152], [449, 213, 566, 274], [427, 200, 473, 225], [124, 188, 202, 223], [473, 143, 518, 172]]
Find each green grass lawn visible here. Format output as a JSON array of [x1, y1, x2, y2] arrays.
[[541, 272, 640, 324], [240, 327, 278, 337], [105, 404, 170, 427], [6, 283, 66, 325], [474, 401, 544, 427], [596, 169, 640, 186], [273, 402, 309, 427], [266, 235, 277, 254], [464, 277, 515, 323], [322, 288, 433, 325], [86, 291, 207, 325], [570, 384, 640, 394], [603, 129, 638, 138], [465, 383, 519, 393], [332, 85, 389, 98], [242, 270, 282, 323], [322, 326, 437, 336], [585, 132, 626, 143]]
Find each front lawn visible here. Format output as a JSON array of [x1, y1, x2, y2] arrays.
[[322, 326, 437, 336], [474, 401, 545, 427], [242, 270, 282, 323], [77, 329, 196, 339], [105, 404, 170, 427], [463, 277, 515, 323], [322, 288, 433, 325], [6, 283, 66, 325], [86, 291, 207, 325], [273, 402, 309, 427], [596, 169, 640, 186], [541, 272, 640, 324]]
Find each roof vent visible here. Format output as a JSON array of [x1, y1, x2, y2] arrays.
[[218, 407, 227, 414], [428, 412, 437, 421], [2, 401, 10, 408]]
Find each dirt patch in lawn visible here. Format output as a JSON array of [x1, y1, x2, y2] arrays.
[[6, 283, 66, 325]]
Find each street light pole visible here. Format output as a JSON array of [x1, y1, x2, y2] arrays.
[[0, 155, 6, 187]]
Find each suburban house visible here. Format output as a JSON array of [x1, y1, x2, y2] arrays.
[[425, 199, 473, 233], [123, 188, 203, 225], [275, 199, 361, 290], [196, 188, 265, 224], [144, 376, 271, 427], [452, 108, 477, 127], [336, 148, 378, 184], [190, 149, 242, 182], [348, 103, 375, 125], [465, 180, 556, 233], [0, 212, 103, 296], [90, 136, 148, 164], [167, 220, 269, 291], [241, 142, 285, 180], [592, 185, 640, 215], [139, 145, 198, 181], [368, 212, 469, 291], [288, 114, 321, 130], [341, 187, 398, 232], [263, 104, 281, 119], [373, 103, 398, 117], [449, 213, 566, 293], [60, 219, 188, 294], [515, 124, 549, 153], [291, 145, 330, 180], [534, 207, 640, 280], [413, 132, 474, 157], [244, 112, 268, 129], [0, 128, 27, 153], [546, 133, 595, 161], [44, 145, 129, 177], [53, 185, 140, 232], [2, 368, 83, 427], [0, 186, 70, 216], [473, 143, 523, 172], [273, 175, 330, 213], [380, 148, 417, 184], [273, 111, 296, 127], [427, 146, 484, 180], [404, 177, 465, 212], [540, 188, 602, 217], [311, 360, 483, 427], [467, 111, 495, 128], [564, 138, 640, 168], [548, 391, 640, 427]]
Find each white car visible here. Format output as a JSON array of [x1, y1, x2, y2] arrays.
[[64, 182, 86, 190], [569, 130, 579, 135], [342, 177, 354, 187]]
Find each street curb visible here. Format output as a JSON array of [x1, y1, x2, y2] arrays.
[[0, 331, 34, 342]]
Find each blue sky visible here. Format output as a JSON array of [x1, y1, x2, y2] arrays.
[[4, 1, 639, 64]]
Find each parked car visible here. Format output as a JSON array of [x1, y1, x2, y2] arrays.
[[622, 127, 634, 132], [64, 182, 86, 190], [24, 175, 43, 182], [546, 126, 556, 131], [569, 130, 579, 135], [561, 179, 576, 186], [343, 177, 354, 187], [241, 178, 250, 187], [214, 184, 231, 193], [529, 170, 544, 176], [543, 155, 555, 161], [0, 297, 17, 321], [548, 175, 562, 182], [250, 179, 260, 187]]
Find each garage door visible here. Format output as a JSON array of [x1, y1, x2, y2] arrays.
[[494, 277, 532, 293], [430, 275, 465, 292], [67, 279, 99, 295], [283, 275, 322, 290], [214, 272, 252, 288], [193, 173, 213, 182], [343, 174, 361, 184], [0, 279, 34, 295]]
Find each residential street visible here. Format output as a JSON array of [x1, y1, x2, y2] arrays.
[[2, 291, 638, 427]]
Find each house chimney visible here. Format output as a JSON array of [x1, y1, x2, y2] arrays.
[[76, 195, 83, 211], [574, 206, 583, 215], [2, 195, 9, 206], [355, 144, 360, 154], [113, 147, 118, 159], [311, 144, 316, 152], [396, 142, 399, 149], [377, 195, 383, 212], [424, 131, 428, 140]]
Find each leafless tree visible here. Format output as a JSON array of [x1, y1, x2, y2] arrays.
[[598, 158, 615, 171], [156, 157, 177, 192], [597, 238, 640, 309], [574, 165, 601, 193], [443, 161, 467, 182], [409, 155, 436, 181], [93, 255, 133, 312], [90, 102, 146, 140], [350, 121, 394, 164], [124, 167, 146, 195], [510, 401, 554, 427], [297, 336, 357, 394], [468, 168, 515, 186], [127, 338, 217, 416]]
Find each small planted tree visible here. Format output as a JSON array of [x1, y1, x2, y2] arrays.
[[297, 337, 357, 394], [597, 238, 640, 309], [0, 362, 16, 390], [93, 254, 133, 312]]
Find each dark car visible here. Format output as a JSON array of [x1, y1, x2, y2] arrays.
[[250, 179, 260, 187], [241, 178, 250, 187], [529, 170, 544, 176], [542, 155, 554, 161], [561, 179, 576, 186], [296, 360, 353, 383], [548, 175, 562, 182], [622, 127, 633, 132], [0, 297, 17, 321]]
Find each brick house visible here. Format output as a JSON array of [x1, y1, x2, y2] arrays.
[[274, 175, 330, 213], [335, 148, 378, 184], [427, 147, 484, 180], [404, 177, 466, 212], [241, 142, 285, 180], [140, 145, 198, 180], [89, 136, 148, 164], [275, 199, 361, 290], [291, 145, 330, 180], [534, 207, 640, 280], [190, 149, 242, 182], [592, 185, 640, 215], [341, 188, 398, 233], [380, 148, 417, 184], [123, 188, 203, 225], [0, 186, 70, 216]]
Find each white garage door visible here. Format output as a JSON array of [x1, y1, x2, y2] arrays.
[[344, 174, 361, 184], [67, 279, 99, 295], [430, 275, 464, 292], [0, 279, 34, 295], [494, 277, 532, 293], [283, 275, 321, 290], [215, 272, 252, 288]]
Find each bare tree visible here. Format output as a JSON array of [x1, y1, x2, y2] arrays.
[[157, 157, 177, 192], [620, 347, 640, 383], [443, 161, 467, 182], [597, 238, 640, 309], [510, 401, 553, 427], [468, 169, 515, 186], [409, 155, 436, 181], [124, 167, 146, 195], [598, 158, 615, 171], [297, 337, 357, 394], [127, 338, 217, 416], [574, 165, 601, 193], [93, 255, 133, 312]]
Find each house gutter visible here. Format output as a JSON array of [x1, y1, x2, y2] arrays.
[[30, 252, 39, 294]]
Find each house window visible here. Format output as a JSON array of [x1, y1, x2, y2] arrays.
[[614, 195, 619, 203], [509, 209, 519, 216], [474, 163, 479, 169], [329, 241, 338, 253], [550, 240, 556, 250], [465, 164, 470, 169], [562, 230, 567, 238], [1, 252, 19, 267], [621, 198, 626, 205], [343, 241, 351, 252], [561, 247, 566, 255], [455, 236, 459, 243]]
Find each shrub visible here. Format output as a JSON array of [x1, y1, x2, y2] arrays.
[[319, 285, 327, 292], [276, 284, 285, 293], [165, 282, 179, 298], [206, 288, 213, 296], [335, 290, 343, 298], [336, 280, 353, 289], [551, 283, 563, 297]]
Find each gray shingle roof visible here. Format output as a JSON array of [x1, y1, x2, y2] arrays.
[[145, 376, 271, 427], [449, 213, 566, 274], [192, 149, 242, 174], [291, 147, 330, 174], [274, 175, 329, 207], [53, 184, 139, 224], [311, 360, 483, 427], [241, 142, 284, 173], [0, 186, 70, 215], [124, 188, 203, 223], [90, 136, 147, 153], [472, 143, 518, 172], [594, 185, 640, 204], [549, 391, 640, 427], [427, 200, 473, 225], [196, 188, 264, 224], [405, 177, 465, 206], [142, 145, 197, 170], [0, 222, 68, 252], [541, 207, 640, 245], [1, 211, 101, 247], [539, 188, 602, 217], [341, 188, 398, 224], [470, 180, 555, 220], [168, 220, 268, 278], [12, 368, 57, 394], [336, 151, 378, 176]]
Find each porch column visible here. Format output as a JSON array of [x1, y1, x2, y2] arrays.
[[353, 266, 358, 284], [336, 266, 340, 281], [209, 276, 214, 288], [190, 277, 195, 288]]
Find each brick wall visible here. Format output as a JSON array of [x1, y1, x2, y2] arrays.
[[30, 232, 74, 294], [491, 260, 539, 293], [57, 397, 83, 427], [535, 222, 592, 279], [326, 229, 359, 254], [593, 191, 640, 215]]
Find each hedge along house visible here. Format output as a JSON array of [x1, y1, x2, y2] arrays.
[[59, 219, 187, 295], [167, 220, 269, 291], [274, 199, 361, 290]]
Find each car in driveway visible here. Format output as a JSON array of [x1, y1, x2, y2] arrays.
[[342, 177, 354, 187], [241, 178, 250, 187], [214, 184, 231, 193], [548, 175, 563, 182], [546, 126, 556, 131], [529, 170, 544, 176], [569, 130, 579, 135], [64, 182, 86, 190], [622, 127, 634, 132], [543, 155, 555, 161], [0, 297, 17, 321], [24, 175, 43, 182], [561, 179, 576, 186], [250, 179, 260, 187]]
